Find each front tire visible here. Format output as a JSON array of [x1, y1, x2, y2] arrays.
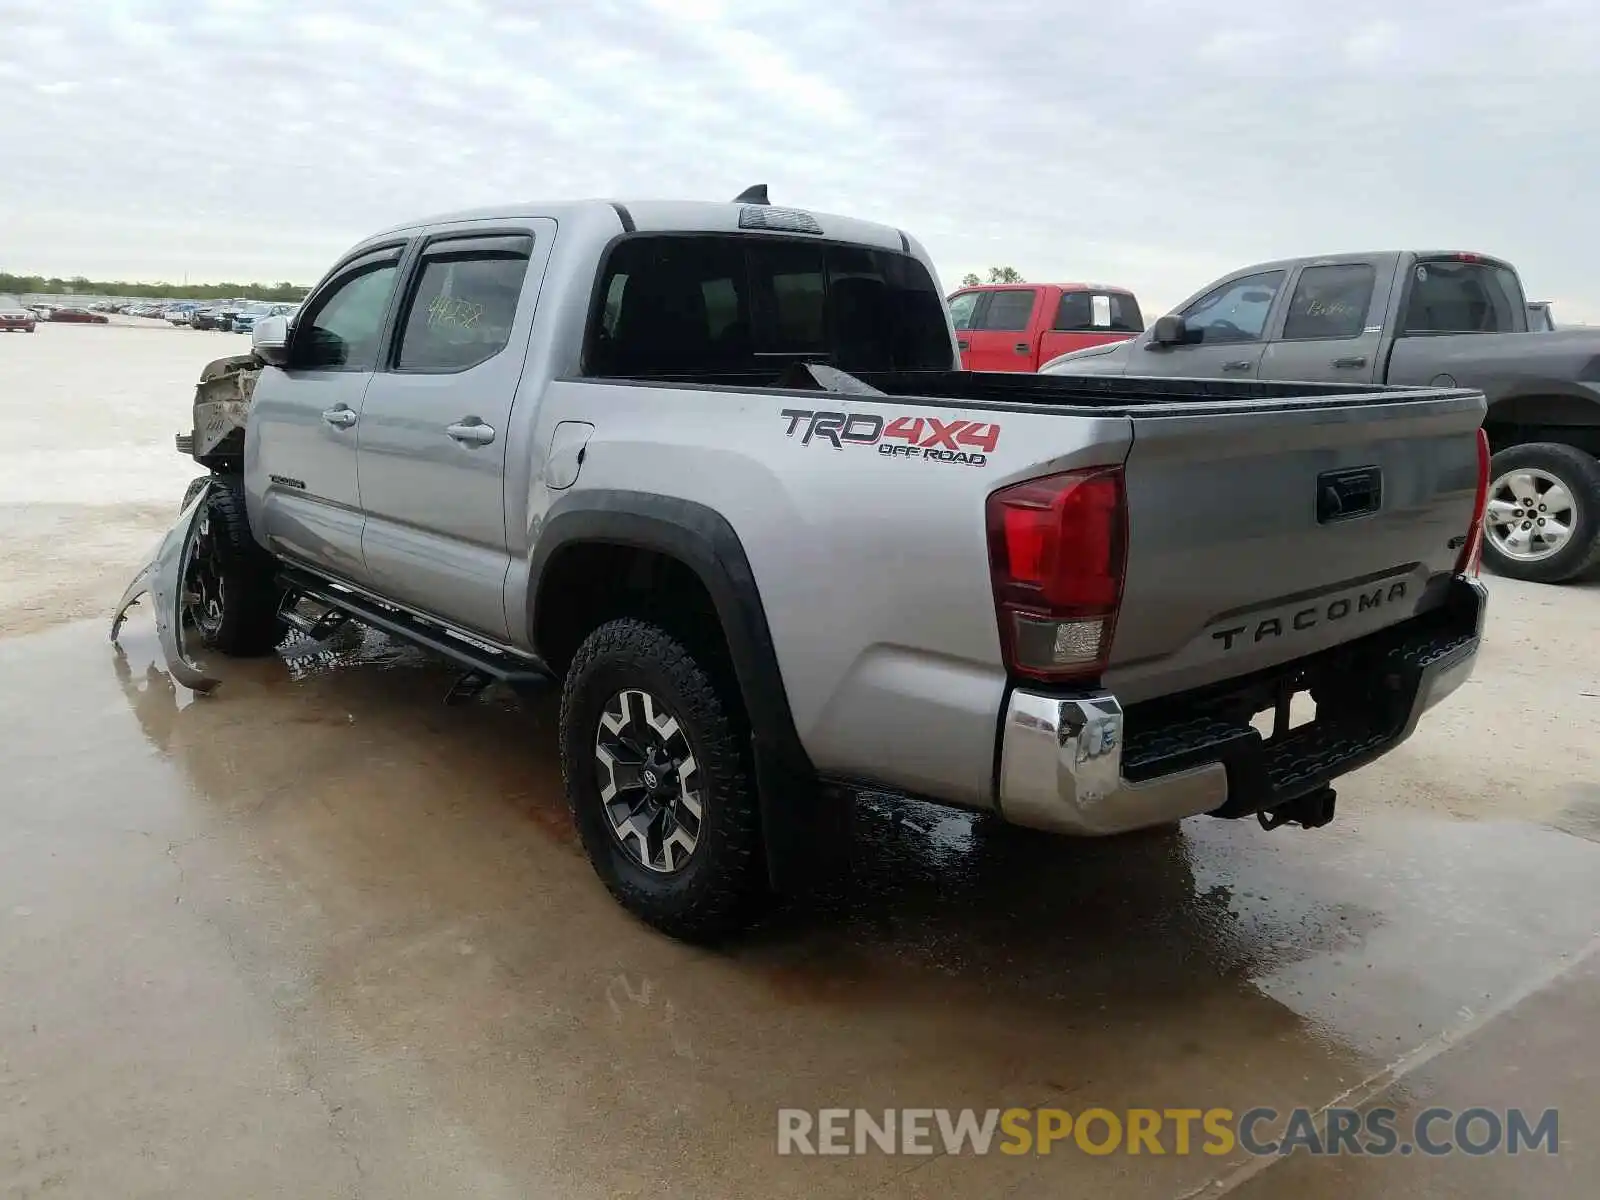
[[559, 618, 766, 942], [184, 480, 287, 656], [1481, 442, 1600, 583]]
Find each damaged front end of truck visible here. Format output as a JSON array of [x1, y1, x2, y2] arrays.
[[110, 353, 264, 693]]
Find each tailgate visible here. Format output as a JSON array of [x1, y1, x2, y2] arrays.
[[1105, 387, 1486, 704]]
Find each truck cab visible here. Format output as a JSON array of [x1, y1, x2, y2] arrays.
[[946, 282, 1143, 372]]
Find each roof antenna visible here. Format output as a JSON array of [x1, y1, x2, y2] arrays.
[[732, 184, 770, 205]]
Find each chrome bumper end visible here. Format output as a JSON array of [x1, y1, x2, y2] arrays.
[[997, 691, 1228, 837], [997, 577, 1487, 838]]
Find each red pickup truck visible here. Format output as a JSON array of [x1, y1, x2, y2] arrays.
[[947, 282, 1144, 372]]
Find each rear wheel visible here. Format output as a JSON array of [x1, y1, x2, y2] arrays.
[[183, 480, 287, 656], [1481, 442, 1600, 583], [559, 618, 766, 942]]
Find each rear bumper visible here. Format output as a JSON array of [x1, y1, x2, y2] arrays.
[[997, 576, 1487, 836]]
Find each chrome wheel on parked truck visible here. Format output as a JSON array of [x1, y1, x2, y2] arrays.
[[1481, 443, 1600, 583]]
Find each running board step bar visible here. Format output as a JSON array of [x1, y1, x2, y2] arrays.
[[277, 567, 552, 691]]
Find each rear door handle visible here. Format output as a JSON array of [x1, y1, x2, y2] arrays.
[[1221, 360, 1253, 372], [321, 405, 357, 428], [1332, 356, 1368, 369], [1014, 342, 1030, 354], [957, 339, 970, 351], [446, 419, 496, 446]]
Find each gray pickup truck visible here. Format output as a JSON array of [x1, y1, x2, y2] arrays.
[[114, 196, 1489, 941], [1041, 251, 1600, 583]]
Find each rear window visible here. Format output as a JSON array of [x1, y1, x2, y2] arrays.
[[1054, 291, 1143, 333], [586, 235, 953, 377], [972, 289, 1036, 332], [1402, 259, 1524, 335]]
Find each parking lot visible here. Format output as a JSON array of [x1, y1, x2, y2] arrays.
[[3, 323, 1599, 1197]]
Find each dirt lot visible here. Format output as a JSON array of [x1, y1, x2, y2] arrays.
[[2, 323, 1598, 1197]]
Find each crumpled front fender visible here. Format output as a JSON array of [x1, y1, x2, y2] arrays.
[[110, 480, 222, 694]]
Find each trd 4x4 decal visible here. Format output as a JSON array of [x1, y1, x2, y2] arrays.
[[779, 409, 998, 467]]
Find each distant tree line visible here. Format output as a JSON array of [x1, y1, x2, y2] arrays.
[[0, 271, 310, 301], [960, 266, 1026, 286]]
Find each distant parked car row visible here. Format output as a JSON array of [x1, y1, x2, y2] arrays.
[[8, 301, 109, 326], [188, 300, 299, 332], [77, 298, 302, 331]]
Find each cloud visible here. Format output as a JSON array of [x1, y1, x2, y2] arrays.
[[0, 0, 1597, 321]]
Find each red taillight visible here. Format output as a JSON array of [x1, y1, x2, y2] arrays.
[[1456, 428, 1491, 576], [986, 467, 1127, 682]]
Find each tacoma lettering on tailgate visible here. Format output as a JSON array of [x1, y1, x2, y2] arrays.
[[779, 408, 998, 467], [1211, 581, 1410, 651]]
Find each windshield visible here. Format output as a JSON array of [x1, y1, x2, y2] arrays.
[[585, 234, 953, 378]]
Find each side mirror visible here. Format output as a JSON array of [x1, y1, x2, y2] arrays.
[[252, 315, 290, 366], [1149, 314, 1187, 346]]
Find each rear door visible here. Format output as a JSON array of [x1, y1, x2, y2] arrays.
[[964, 287, 1040, 372], [1257, 257, 1398, 384], [357, 221, 554, 641], [1132, 269, 1288, 379], [1383, 254, 1530, 385], [1039, 289, 1144, 363], [247, 243, 406, 582]]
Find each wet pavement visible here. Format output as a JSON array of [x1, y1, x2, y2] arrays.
[[2, 615, 1597, 1198]]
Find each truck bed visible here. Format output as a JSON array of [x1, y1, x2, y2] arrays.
[[611, 363, 1475, 414], [596, 363, 1487, 710]]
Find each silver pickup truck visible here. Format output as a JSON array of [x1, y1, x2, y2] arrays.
[[114, 194, 1490, 941]]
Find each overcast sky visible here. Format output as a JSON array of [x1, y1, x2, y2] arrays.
[[2, 0, 1597, 317]]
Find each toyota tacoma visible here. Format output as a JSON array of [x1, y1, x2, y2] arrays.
[[113, 192, 1490, 941]]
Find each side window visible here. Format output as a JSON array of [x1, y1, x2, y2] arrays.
[[1179, 270, 1286, 344], [947, 291, 981, 330], [393, 238, 532, 373], [295, 257, 401, 370], [974, 289, 1036, 332], [1401, 260, 1523, 335], [1280, 264, 1376, 340]]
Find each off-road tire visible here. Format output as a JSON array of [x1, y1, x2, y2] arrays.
[[1481, 442, 1600, 584], [559, 617, 767, 942], [188, 479, 287, 656]]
